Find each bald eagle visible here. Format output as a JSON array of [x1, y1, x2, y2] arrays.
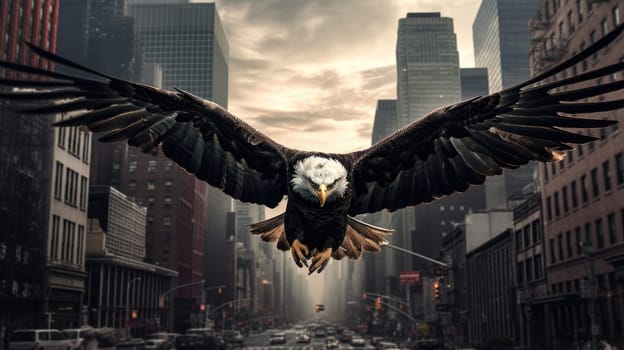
[[2, 23, 624, 274]]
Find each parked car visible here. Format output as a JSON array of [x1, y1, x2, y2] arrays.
[[376, 341, 399, 350], [295, 333, 311, 343], [269, 332, 287, 345], [116, 339, 147, 350], [10, 329, 72, 350]]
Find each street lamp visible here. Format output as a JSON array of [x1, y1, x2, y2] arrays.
[[126, 277, 141, 339]]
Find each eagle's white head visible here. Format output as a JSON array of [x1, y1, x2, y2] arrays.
[[291, 156, 349, 207]]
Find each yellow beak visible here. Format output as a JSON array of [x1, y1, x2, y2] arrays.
[[318, 184, 328, 207]]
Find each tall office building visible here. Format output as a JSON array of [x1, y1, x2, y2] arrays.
[[473, 0, 539, 209], [0, 0, 91, 329], [394, 12, 461, 298], [396, 13, 461, 128], [128, 1, 229, 331], [460, 67, 489, 100]]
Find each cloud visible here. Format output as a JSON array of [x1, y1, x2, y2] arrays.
[[210, 0, 482, 153]]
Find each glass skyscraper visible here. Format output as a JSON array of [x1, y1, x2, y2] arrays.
[[473, 0, 539, 209], [396, 13, 461, 128], [473, 0, 539, 93]]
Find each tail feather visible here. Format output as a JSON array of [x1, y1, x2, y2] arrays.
[[249, 213, 290, 251]]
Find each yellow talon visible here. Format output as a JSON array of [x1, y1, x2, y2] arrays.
[[291, 239, 309, 268], [309, 247, 332, 274]]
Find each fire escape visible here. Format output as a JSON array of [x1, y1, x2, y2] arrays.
[[529, 15, 570, 76]]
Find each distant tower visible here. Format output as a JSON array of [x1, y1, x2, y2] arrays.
[[473, 0, 539, 209], [460, 67, 489, 100], [128, 1, 228, 331]]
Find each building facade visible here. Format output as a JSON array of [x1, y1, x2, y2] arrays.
[[86, 186, 177, 334], [530, 0, 624, 348], [459, 67, 489, 100]]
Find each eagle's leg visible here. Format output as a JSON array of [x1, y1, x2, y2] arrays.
[[291, 239, 309, 268], [309, 247, 332, 274]]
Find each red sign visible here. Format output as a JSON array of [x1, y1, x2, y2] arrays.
[[400, 271, 420, 284]]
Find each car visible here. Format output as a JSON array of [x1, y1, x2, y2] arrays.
[[185, 328, 215, 338], [325, 336, 339, 349], [295, 333, 311, 343], [220, 330, 244, 346], [350, 337, 366, 347], [376, 341, 399, 350], [144, 339, 167, 350], [339, 332, 353, 343], [269, 332, 287, 345], [116, 339, 147, 350], [314, 329, 326, 338], [10, 329, 72, 350], [174, 335, 199, 350], [62, 328, 95, 350]]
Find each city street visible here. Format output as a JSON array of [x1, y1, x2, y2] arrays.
[[243, 329, 375, 350]]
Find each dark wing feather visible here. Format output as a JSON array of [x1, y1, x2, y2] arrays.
[[347, 23, 624, 216], [0, 44, 290, 208]]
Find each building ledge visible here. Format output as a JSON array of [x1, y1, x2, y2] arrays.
[[86, 253, 178, 277]]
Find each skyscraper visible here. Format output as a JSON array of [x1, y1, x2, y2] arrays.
[[473, 0, 539, 209], [128, 1, 229, 330], [396, 13, 461, 128], [460, 67, 489, 100]]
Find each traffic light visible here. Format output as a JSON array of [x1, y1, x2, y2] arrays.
[[375, 297, 382, 309], [131, 310, 138, 319], [433, 281, 440, 300], [314, 304, 325, 312], [200, 303, 206, 312]]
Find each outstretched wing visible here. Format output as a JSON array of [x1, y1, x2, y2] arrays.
[[348, 23, 624, 216], [0, 44, 289, 208]]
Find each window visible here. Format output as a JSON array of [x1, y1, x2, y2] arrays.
[[571, 181, 578, 209], [546, 196, 553, 220], [535, 254, 543, 279], [147, 196, 155, 206], [64, 168, 78, 206], [615, 153, 624, 186], [578, 144, 584, 158], [54, 162, 63, 200], [568, 11, 575, 33], [590, 30, 597, 60], [585, 222, 593, 246], [566, 231, 573, 258], [524, 225, 531, 247], [557, 233, 564, 261], [603, 161, 612, 192], [601, 18, 609, 37], [77, 225, 84, 266], [590, 168, 599, 198], [544, 163, 549, 180], [57, 120, 66, 148], [164, 179, 173, 190], [164, 196, 172, 207], [79, 176, 88, 211], [128, 180, 136, 191], [575, 226, 582, 255], [67, 127, 80, 157], [148, 160, 157, 173], [562, 186, 569, 214], [518, 261, 524, 284], [551, 162, 557, 176], [558, 21, 564, 39], [516, 230, 523, 250], [554, 191, 561, 217], [129, 161, 137, 173], [82, 133, 90, 163], [50, 215, 60, 260], [614, 6, 621, 26], [578, 0, 584, 22], [526, 257, 533, 281], [567, 149, 574, 163], [165, 161, 173, 171], [147, 216, 154, 224], [581, 175, 589, 203], [587, 129, 594, 151], [596, 218, 604, 249], [147, 180, 155, 191], [608, 212, 617, 244], [532, 219, 541, 243], [163, 217, 171, 226], [550, 238, 556, 264]]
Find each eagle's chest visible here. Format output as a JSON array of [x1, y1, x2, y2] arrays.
[[285, 194, 349, 244]]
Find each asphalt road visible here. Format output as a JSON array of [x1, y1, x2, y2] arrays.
[[242, 329, 375, 350]]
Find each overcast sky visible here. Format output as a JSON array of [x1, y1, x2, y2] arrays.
[[209, 0, 482, 153]]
